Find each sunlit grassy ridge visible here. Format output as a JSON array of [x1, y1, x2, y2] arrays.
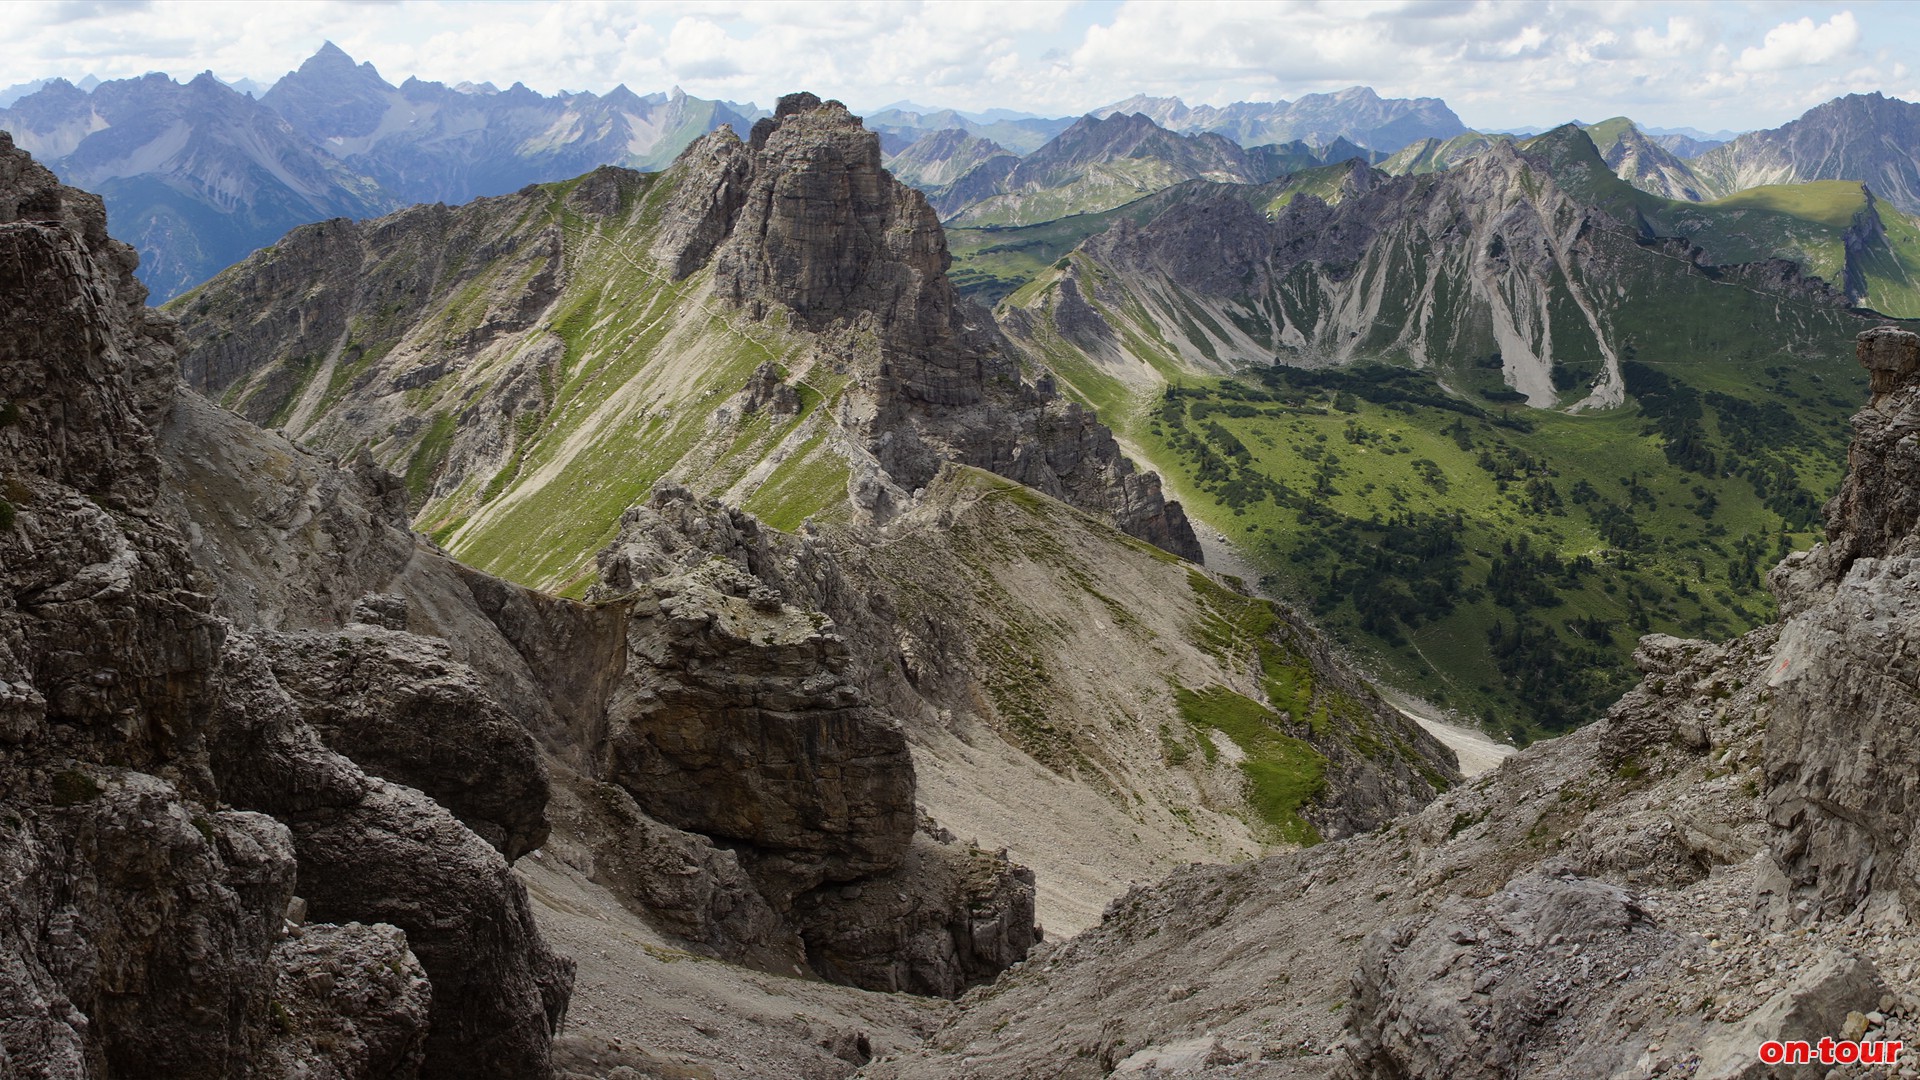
[[213, 169, 861, 596]]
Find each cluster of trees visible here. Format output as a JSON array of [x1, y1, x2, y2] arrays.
[[1154, 359, 1818, 737]]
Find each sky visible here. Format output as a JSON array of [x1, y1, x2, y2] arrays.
[[7, 0, 1919, 134]]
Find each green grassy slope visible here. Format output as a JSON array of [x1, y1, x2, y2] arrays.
[[946, 202, 1162, 306], [420, 179, 855, 594], [184, 169, 861, 597], [1133, 357, 1858, 740], [994, 128, 1899, 738]]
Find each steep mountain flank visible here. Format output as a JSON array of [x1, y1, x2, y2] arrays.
[[1583, 117, 1710, 202], [173, 92, 1201, 588], [869, 327, 1920, 1079], [170, 94, 1459, 939], [161, 364, 1049, 1017], [1007, 128, 1884, 410], [1378, 132, 1508, 176], [1693, 93, 1920, 215], [885, 129, 1017, 192]]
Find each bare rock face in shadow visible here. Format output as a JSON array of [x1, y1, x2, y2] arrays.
[[0, 129, 571, 1078]]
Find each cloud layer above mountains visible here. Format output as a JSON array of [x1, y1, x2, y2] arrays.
[[6, 0, 1916, 131]]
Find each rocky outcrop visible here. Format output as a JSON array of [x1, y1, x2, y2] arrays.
[[1345, 872, 1678, 1079], [715, 94, 969, 367], [0, 129, 315, 1078], [603, 551, 916, 905], [663, 92, 1201, 559], [1763, 326, 1920, 926], [0, 129, 576, 1078], [261, 923, 434, 1079], [542, 771, 801, 973], [794, 829, 1038, 999], [255, 625, 553, 861], [207, 636, 573, 1079], [588, 487, 1037, 994]]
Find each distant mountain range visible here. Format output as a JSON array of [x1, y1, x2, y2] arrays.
[[1091, 87, 1467, 153], [889, 114, 1387, 225], [1425, 96, 1920, 217], [5, 49, 1920, 304], [0, 43, 763, 298]]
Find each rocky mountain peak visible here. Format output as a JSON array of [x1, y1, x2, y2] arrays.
[[651, 90, 1200, 555], [300, 40, 365, 74], [708, 90, 975, 385]]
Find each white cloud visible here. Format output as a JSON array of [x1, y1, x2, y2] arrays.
[[0, 0, 1913, 134], [1736, 11, 1860, 72]]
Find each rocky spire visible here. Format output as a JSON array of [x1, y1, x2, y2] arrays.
[[658, 92, 1204, 560]]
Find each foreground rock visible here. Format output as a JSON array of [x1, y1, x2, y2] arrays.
[[0, 127, 579, 1078]]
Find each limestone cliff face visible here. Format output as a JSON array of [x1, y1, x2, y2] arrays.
[[666, 92, 1202, 558], [0, 129, 571, 1079], [1763, 326, 1920, 924]]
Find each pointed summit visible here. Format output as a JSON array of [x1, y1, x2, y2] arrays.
[[310, 40, 355, 66], [262, 40, 399, 141]]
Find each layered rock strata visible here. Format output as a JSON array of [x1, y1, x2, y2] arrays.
[[1764, 326, 1920, 925]]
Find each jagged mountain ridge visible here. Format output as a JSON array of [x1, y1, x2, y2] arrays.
[[1092, 87, 1468, 152], [1004, 125, 1909, 411], [1581, 116, 1712, 202], [864, 105, 1072, 156], [884, 128, 1017, 191], [0, 71, 392, 302], [260, 42, 760, 202], [937, 111, 1283, 227], [0, 43, 760, 299]]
